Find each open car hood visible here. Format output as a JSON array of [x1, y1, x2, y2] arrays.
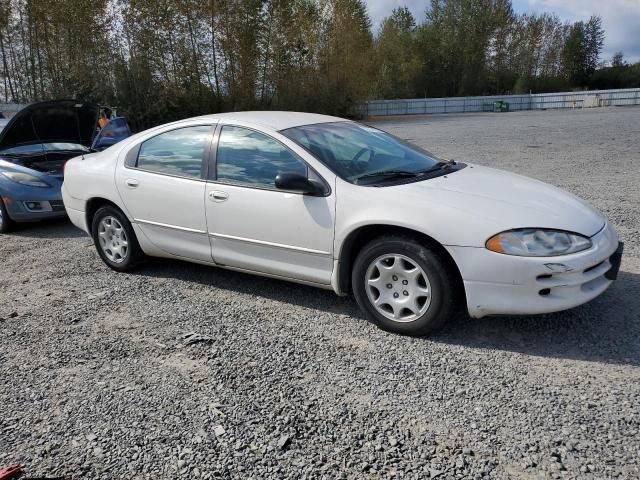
[[0, 100, 99, 150]]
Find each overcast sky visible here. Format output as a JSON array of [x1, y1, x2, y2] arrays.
[[364, 0, 640, 62]]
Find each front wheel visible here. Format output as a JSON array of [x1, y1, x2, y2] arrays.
[[91, 205, 145, 271], [352, 236, 457, 336], [0, 197, 15, 233]]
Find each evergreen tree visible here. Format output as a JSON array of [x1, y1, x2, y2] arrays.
[[0, 0, 629, 124]]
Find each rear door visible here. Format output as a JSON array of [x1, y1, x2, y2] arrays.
[[115, 124, 216, 262]]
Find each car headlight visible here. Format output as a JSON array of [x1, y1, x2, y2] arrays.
[[1, 171, 50, 188], [486, 229, 592, 256]]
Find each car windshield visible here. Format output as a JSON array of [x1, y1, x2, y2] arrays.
[[0, 142, 90, 156], [281, 121, 442, 185]]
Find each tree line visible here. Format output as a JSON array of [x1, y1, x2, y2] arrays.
[[0, 0, 638, 130]]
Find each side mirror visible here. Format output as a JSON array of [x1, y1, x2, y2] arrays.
[[275, 172, 325, 196]]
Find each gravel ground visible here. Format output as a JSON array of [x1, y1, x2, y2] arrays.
[[1, 107, 639, 479]]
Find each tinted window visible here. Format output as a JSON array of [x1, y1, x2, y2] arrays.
[[137, 126, 211, 178], [216, 126, 306, 188]]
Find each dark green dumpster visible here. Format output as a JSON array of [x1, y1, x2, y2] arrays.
[[493, 101, 510, 112]]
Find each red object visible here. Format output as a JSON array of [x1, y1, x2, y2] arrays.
[[0, 464, 21, 480]]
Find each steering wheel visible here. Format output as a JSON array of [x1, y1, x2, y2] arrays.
[[353, 147, 374, 163], [348, 147, 374, 174]]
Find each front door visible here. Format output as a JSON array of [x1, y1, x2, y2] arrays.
[[115, 124, 215, 262], [205, 125, 336, 285]]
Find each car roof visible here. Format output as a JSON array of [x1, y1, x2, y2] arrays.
[[193, 111, 349, 131]]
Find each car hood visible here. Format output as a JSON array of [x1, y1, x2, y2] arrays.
[[0, 100, 99, 150], [390, 165, 605, 242]]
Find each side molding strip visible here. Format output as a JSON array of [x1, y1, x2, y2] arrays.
[[209, 232, 331, 256], [135, 218, 207, 234]]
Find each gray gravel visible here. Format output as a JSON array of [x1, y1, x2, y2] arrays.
[[1, 107, 639, 479]]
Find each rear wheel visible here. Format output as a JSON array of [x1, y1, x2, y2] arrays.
[[0, 197, 15, 233], [352, 235, 457, 336], [91, 205, 145, 271]]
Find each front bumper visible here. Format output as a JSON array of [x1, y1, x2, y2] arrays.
[[447, 223, 621, 318], [1, 169, 66, 222], [3, 193, 66, 223]]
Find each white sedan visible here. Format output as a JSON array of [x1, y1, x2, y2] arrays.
[[62, 112, 623, 336]]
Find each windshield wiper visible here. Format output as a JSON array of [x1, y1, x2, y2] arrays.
[[354, 160, 457, 184], [416, 160, 457, 175], [354, 170, 422, 184]]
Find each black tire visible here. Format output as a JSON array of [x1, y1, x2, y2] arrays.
[[0, 197, 16, 233], [352, 235, 457, 336], [91, 205, 145, 272]]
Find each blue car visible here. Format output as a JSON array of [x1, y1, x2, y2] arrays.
[[0, 100, 130, 233]]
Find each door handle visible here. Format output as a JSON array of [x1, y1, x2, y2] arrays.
[[208, 190, 229, 202], [125, 179, 139, 188]]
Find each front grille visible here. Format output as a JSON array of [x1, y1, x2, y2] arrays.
[[535, 257, 612, 297]]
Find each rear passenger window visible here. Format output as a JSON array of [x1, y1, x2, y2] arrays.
[[137, 126, 211, 178]]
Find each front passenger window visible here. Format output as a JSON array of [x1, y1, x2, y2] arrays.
[[216, 126, 307, 188], [137, 126, 211, 179]]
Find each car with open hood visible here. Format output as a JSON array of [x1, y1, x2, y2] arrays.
[[0, 100, 131, 232], [62, 111, 623, 336]]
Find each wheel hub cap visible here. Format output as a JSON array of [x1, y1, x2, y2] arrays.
[[98, 216, 129, 263], [365, 254, 432, 322]]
